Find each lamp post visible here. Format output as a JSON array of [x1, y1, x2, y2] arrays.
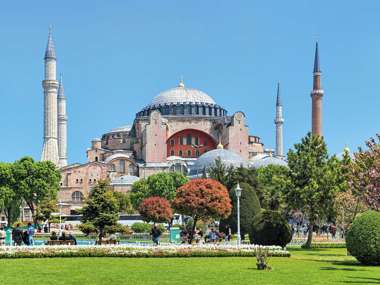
[[56, 200, 68, 235], [235, 183, 242, 246]]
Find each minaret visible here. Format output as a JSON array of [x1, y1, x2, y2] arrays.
[[41, 27, 59, 166], [274, 82, 284, 157], [58, 74, 68, 167], [311, 42, 324, 136]]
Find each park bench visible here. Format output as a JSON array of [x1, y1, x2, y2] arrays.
[[95, 239, 118, 245], [46, 240, 75, 246]]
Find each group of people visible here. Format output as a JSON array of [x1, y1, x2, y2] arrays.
[[180, 227, 231, 244], [49, 231, 77, 245], [290, 222, 339, 239], [12, 223, 35, 246]]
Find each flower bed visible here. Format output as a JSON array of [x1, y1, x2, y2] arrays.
[[0, 244, 290, 259]]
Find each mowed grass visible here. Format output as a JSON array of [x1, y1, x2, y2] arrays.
[[0, 248, 378, 285]]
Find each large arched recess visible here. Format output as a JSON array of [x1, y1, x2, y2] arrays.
[[167, 129, 217, 158]]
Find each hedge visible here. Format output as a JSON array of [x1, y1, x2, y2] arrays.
[[0, 245, 290, 259]]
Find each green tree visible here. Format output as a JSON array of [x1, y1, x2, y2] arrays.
[[81, 181, 119, 242], [12, 157, 60, 225], [286, 133, 341, 248], [219, 182, 261, 238], [113, 191, 134, 214], [256, 165, 291, 211], [130, 172, 188, 209], [0, 162, 20, 226]]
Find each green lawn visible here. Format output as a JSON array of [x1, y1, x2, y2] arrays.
[[0, 248, 378, 285]]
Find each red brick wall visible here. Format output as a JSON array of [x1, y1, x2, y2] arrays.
[[167, 129, 216, 158]]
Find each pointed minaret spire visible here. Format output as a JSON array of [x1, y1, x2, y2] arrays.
[[313, 42, 320, 73], [274, 82, 284, 157], [276, 82, 281, 106], [58, 73, 64, 98], [44, 25, 56, 59], [311, 41, 324, 136]]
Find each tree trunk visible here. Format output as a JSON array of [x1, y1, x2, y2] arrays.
[[188, 216, 198, 244], [304, 222, 314, 248]]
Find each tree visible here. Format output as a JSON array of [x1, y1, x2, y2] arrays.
[[208, 159, 258, 191], [130, 172, 188, 209], [0, 162, 23, 226], [256, 165, 291, 211], [12, 157, 60, 225], [81, 181, 119, 242], [225, 183, 261, 236], [219, 182, 261, 238], [113, 191, 134, 214], [138, 196, 173, 223], [334, 190, 367, 234], [348, 135, 380, 211], [286, 133, 341, 248], [172, 178, 232, 243]]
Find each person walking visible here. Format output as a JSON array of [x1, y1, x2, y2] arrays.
[[151, 225, 162, 246], [12, 224, 23, 246], [27, 223, 35, 246]]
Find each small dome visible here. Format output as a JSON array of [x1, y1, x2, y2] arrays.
[[147, 80, 216, 108], [190, 148, 248, 174], [250, 156, 288, 169]]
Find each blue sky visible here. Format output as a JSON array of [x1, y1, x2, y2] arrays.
[[0, 1, 379, 163]]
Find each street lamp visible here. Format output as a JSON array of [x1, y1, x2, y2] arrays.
[[235, 183, 242, 246], [56, 200, 68, 235]]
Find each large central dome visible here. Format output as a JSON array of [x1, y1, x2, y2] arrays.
[[148, 80, 216, 108]]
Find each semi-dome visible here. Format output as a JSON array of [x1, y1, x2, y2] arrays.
[[190, 148, 248, 175], [148, 80, 216, 108], [250, 156, 288, 169]]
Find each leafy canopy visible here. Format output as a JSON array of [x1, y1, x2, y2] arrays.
[[130, 172, 188, 209]]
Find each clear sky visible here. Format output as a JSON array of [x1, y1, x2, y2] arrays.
[[0, 1, 379, 163]]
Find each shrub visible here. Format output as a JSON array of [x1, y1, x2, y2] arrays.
[[79, 222, 97, 236], [249, 210, 292, 248], [131, 222, 151, 233], [346, 210, 380, 265]]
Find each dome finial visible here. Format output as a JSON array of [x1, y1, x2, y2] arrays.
[[178, 76, 185, 88]]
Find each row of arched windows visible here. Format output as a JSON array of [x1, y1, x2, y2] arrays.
[[137, 104, 227, 118]]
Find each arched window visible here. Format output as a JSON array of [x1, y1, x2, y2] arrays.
[[187, 150, 191, 157], [170, 150, 174, 156], [186, 134, 192, 145], [178, 150, 183, 157], [72, 191, 84, 202], [95, 156, 98, 162]]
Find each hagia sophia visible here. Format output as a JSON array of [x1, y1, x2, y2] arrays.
[[40, 29, 323, 216]]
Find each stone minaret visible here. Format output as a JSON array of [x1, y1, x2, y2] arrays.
[[58, 74, 68, 167], [311, 42, 324, 136], [274, 82, 284, 157], [41, 27, 59, 166]]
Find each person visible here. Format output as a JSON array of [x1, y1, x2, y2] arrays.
[[22, 230, 29, 245], [27, 223, 35, 246], [0, 227, 5, 246], [67, 232, 77, 245], [59, 231, 67, 241], [12, 224, 23, 246], [151, 225, 161, 246], [50, 231, 58, 241], [180, 229, 188, 244], [329, 223, 337, 239]]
